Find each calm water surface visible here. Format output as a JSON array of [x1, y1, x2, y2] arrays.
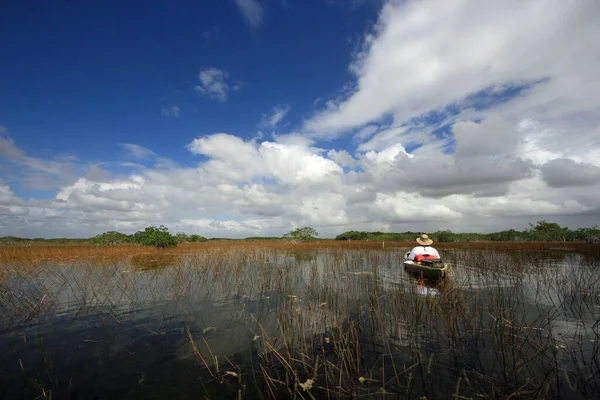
[[1, 244, 599, 399]]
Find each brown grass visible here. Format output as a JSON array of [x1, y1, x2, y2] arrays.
[[1, 239, 598, 265], [1, 240, 599, 399]]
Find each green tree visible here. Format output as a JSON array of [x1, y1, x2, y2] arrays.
[[284, 227, 319, 243], [174, 232, 189, 244], [90, 231, 131, 246], [573, 227, 600, 243], [529, 220, 562, 233], [528, 220, 567, 241], [488, 229, 523, 241], [433, 230, 455, 242], [335, 231, 368, 240], [188, 234, 208, 242], [132, 225, 178, 248]]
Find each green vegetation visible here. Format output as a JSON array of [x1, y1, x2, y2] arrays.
[[1, 220, 599, 244], [174, 232, 209, 243], [283, 227, 319, 243], [131, 225, 178, 248], [0, 236, 88, 244], [188, 234, 208, 242], [336, 220, 600, 243], [335, 230, 418, 241], [90, 231, 132, 246], [0, 227, 209, 246], [244, 236, 284, 241], [174, 232, 189, 244], [2, 242, 599, 399]]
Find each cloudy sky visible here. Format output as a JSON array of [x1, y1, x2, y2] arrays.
[[1, 0, 599, 238]]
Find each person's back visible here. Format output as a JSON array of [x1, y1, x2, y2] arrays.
[[408, 245, 440, 260], [407, 234, 441, 261]]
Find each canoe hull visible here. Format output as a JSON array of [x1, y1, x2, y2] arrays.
[[403, 255, 449, 280]]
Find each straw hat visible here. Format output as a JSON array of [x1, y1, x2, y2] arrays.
[[416, 234, 433, 246]]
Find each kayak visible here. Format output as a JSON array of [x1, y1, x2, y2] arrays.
[[403, 252, 449, 280]]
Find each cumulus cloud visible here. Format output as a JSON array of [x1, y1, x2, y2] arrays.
[[453, 116, 520, 158], [357, 143, 533, 198], [305, 0, 600, 136], [0, 134, 349, 237], [0, 129, 595, 238], [195, 68, 232, 102], [327, 149, 357, 167], [540, 159, 600, 188], [0, 180, 23, 207], [369, 192, 462, 222], [187, 133, 343, 185], [235, 0, 264, 29], [2, 0, 600, 238]]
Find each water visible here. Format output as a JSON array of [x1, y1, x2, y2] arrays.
[[1, 244, 599, 399]]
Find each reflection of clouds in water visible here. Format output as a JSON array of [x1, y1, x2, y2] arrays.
[[1, 245, 599, 399]]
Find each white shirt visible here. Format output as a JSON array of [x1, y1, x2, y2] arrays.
[[407, 246, 440, 260]]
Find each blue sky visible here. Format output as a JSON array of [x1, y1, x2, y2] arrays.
[[1, 0, 599, 238], [0, 0, 378, 171]]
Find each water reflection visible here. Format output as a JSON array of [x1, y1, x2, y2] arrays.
[[0, 244, 598, 399]]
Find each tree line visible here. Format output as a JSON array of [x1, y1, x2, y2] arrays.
[[89, 226, 208, 248], [1, 220, 599, 247], [0, 226, 207, 248], [335, 220, 600, 243]]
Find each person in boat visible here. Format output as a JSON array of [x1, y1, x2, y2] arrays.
[[407, 234, 441, 262]]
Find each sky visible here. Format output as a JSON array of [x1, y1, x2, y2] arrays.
[[1, 0, 600, 239]]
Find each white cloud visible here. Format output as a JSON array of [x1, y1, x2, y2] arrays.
[[463, 196, 591, 218], [179, 218, 269, 235], [86, 164, 111, 182], [305, 0, 600, 136], [353, 124, 379, 143], [357, 126, 411, 152], [297, 193, 349, 226], [0, 135, 25, 159], [453, 116, 519, 158], [0, 180, 23, 207], [369, 192, 462, 222], [260, 105, 290, 128], [120, 143, 178, 169], [0, 133, 81, 190], [2, 0, 600, 238], [362, 143, 413, 170], [160, 105, 181, 117], [327, 149, 357, 167], [120, 143, 155, 160], [187, 133, 342, 185], [235, 0, 264, 29], [195, 68, 232, 102], [0, 128, 597, 238], [540, 159, 600, 188]]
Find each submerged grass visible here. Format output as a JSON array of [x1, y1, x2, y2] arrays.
[[0, 241, 599, 399]]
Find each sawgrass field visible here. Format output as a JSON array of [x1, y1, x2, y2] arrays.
[[1, 240, 599, 399]]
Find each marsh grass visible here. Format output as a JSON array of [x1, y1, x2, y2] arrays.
[[0, 241, 599, 399]]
